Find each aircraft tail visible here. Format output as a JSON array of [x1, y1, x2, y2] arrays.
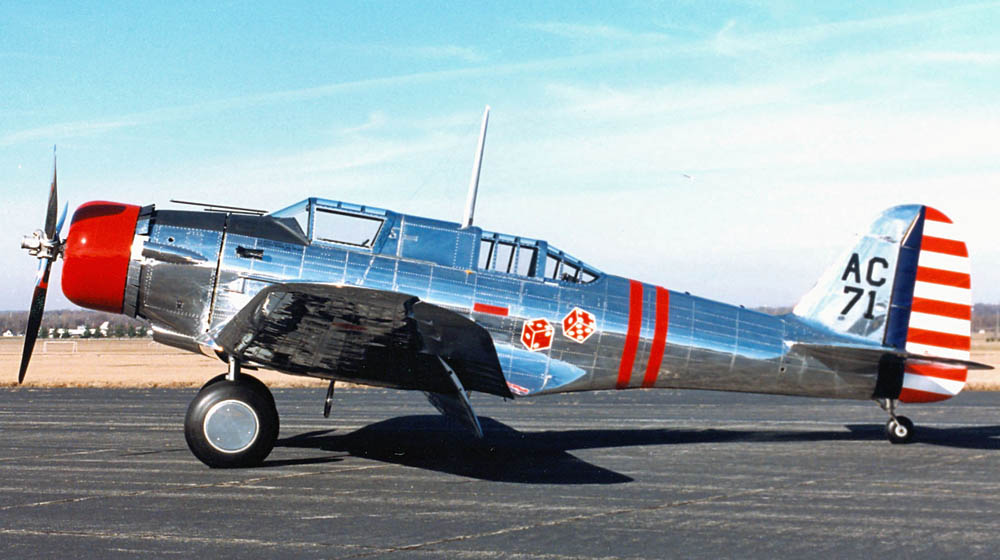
[[793, 205, 972, 402]]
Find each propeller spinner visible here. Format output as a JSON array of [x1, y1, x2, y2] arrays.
[[18, 151, 68, 384]]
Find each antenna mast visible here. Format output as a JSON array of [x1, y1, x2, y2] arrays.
[[461, 105, 490, 228]]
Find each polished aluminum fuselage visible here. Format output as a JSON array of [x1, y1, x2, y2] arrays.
[[128, 200, 881, 401]]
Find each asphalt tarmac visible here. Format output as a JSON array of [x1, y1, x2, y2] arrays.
[[2, 387, 1000, 559]]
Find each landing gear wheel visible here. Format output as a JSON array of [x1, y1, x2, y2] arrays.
[[185, 375, 279, 468], [885, 415, 914, 444], [199, 373, 276, 409]]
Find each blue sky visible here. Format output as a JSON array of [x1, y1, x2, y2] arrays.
[[2, 1, 999, 311]]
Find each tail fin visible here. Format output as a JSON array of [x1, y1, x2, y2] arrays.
[[793, 205, 972, 402]]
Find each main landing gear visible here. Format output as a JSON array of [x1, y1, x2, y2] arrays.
[[185, 358, 279, 468], [878, 398, 914, 444]]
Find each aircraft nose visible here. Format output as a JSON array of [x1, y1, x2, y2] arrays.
[[61, 201, 141, 313]]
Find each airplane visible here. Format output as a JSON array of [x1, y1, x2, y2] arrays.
[[18, 109, 990, 468]]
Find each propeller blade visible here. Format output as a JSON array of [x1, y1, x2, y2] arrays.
[[19, 149, 65, 384], [18, 259, 52, 384], [44, 150, 58, 239], [55, 201, 68, 240]]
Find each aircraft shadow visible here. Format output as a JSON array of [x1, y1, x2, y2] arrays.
[[270, 417, 1000, 482], [273, 416, 638, 484], [866, 424, 1000, 450]]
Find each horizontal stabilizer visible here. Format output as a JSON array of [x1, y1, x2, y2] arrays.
[[791, 342, 992, 373]]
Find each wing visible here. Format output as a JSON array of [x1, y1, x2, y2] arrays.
[[212, 283, 513, 399]]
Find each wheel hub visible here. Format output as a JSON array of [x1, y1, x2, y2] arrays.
[[892, 422, 908, 438], [203, 399, 259, 453]]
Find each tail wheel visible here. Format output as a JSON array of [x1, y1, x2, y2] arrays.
[[185, 375, 279, 468], [885, 415, 915, 444]]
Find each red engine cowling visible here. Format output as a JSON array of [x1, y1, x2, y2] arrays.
[[61, 201, 141, 313]]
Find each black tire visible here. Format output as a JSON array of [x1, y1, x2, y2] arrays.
[[200, 373, 276, 409], [185, 376, 279, 468], [886, 416, 915, 444]]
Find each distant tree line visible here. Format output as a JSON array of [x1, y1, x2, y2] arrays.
[[0, 309, 151, 338], [974, 303, 1000, 337]]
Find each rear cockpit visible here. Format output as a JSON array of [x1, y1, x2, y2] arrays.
[[477, 233, 601, 284], [270, 197, 602, 284]]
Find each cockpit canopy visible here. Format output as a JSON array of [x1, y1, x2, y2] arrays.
[[271, 197, 602, 284], [271, 198, 388, 249], [476, 233, 600, 284]]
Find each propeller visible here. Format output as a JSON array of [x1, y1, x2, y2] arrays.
[[18, 150, 68, 384]]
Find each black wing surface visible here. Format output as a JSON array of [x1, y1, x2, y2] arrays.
[[214, 283, 513, 399]]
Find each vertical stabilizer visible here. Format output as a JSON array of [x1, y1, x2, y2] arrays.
[[461, 106, 490, 228], [793, 205, 973, 403], [793, 205, 923, 342]]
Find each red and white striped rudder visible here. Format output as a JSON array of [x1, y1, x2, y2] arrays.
[[900, 206, 971, 403]]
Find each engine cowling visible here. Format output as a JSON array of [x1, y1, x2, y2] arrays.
[[61, 201, 140, 313]]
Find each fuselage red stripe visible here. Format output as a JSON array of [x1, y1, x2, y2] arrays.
[[906, 328, 971, 351], [910, 297, 971, 320], [473, 302, 509, 316], [920, 236, 969, 257], [642, 287, 670, 389], [617, 280, 644, 389], [915, 267, 971, 288]]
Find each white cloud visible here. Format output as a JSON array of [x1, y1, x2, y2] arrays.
[[544, 81, 807, 122], [331, 42, 488, 63], [406, 45, 486, 63], [907, 51, 1000, 64], [712, 2, 1000, 55], [337, 111, 389, 135], [0, 117, 141, 147], [524, 21, 670, 44]]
